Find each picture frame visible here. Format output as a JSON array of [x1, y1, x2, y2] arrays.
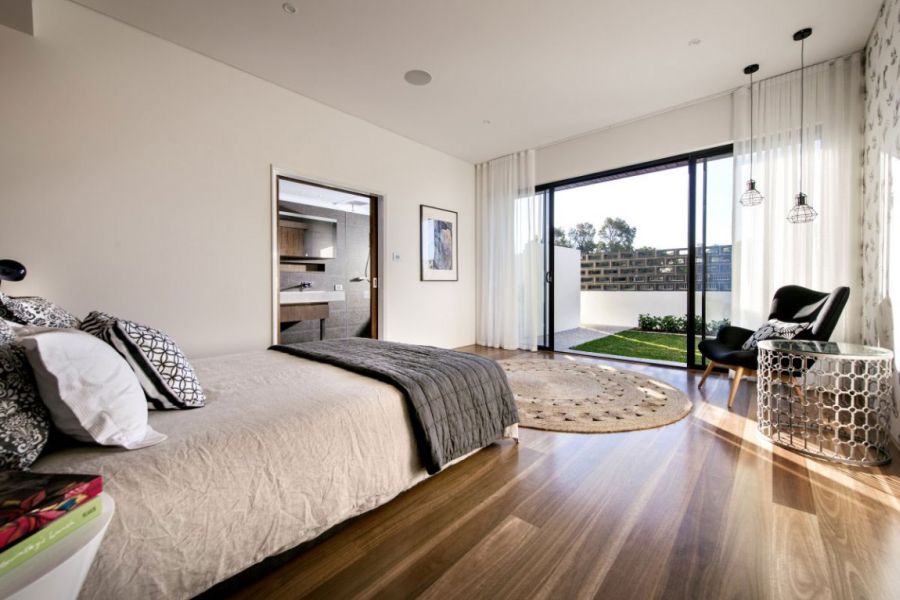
[[420, 204, 458, 281]]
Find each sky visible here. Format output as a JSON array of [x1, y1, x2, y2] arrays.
[[553, 156, 733, 249]]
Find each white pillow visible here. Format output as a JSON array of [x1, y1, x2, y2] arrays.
[[4, 320, 59, 337], [20, 330, 166, 449], [2, 319, 25, 332]]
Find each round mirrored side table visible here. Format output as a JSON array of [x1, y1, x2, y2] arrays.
[[757, 340, 894, 466]]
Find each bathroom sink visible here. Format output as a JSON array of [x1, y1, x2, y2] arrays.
[[280, 290, 345, 305]]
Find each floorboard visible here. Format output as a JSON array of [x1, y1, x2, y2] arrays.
[[224, 347, 900, 600]]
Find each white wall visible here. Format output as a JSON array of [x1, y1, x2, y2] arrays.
[[0, 0, 476, 356], [536, 95, 733, 185], [553, 246, 581, 332], [579, 291, 731, 329]]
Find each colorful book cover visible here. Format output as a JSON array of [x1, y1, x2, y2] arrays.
[[0, 472, 102, 552], [0, 496, 102, 577]]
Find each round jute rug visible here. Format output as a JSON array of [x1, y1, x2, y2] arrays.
[[498, 359, 692, 433]]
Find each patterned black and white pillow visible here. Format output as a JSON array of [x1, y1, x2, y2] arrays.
[[0, 293, 80, 329], [81, 312, 205, 410], [742, 319, 814, 351], [79, 310, 114, 338], [0, 321, 51, 470]]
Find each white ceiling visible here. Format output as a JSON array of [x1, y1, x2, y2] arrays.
[[73, 0, 881, 163]]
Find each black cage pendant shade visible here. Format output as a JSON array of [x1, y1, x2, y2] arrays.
[[787, 27, 818, 224], [739, 63, 764, 207]]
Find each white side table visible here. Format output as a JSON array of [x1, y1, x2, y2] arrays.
[[0, 492, 115, 600], [757, 340, 894, 466]]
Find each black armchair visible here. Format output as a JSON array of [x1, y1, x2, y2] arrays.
[[697, 285, 850, 408], [0, 260, 26, 286]]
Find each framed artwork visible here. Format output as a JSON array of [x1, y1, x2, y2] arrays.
[[420, 205, 458, 281]]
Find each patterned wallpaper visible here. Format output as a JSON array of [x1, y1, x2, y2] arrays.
[[862, 0, 900, 444]]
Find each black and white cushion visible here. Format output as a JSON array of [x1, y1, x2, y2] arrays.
[[79, 310, 114, 338], [0, 293, 80, 329], [741, 319, 813, 351], [80, 312, 205, 410], [0, 321, 50, 469]]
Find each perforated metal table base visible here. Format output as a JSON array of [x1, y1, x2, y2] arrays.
[[757, 340, 894, 466]]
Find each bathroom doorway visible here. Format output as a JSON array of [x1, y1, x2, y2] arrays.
[[272, 174, 379, 344]]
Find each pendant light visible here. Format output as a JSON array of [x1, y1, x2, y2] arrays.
[[787, 28, 817, 224], [739, 64, 764, 207]]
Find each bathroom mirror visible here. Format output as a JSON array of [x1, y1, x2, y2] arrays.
[[278, 205, 338, 259]]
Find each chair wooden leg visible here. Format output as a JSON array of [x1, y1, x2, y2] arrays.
[[727, 367, 745, 409], [698, 361, 716, 389], [777, 372, 804, 398]]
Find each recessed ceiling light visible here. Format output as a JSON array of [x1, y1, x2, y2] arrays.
[[282, 3, 296, 14], [404, 70, 432, 86], [688, 38, 702, 46]]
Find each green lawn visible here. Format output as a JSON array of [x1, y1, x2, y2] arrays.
[[571, 330, 702, 364]]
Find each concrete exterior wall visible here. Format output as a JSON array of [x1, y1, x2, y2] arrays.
[[555, 244, 732, 330], [553, 246, 581, 332], [578, 291, 731, 328], [581, 245, 732, 292]]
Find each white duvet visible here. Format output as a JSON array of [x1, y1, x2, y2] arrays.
[[32, 350, 515, 599]]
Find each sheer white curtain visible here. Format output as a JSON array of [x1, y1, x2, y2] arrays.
[[732, 52, 863, 342], [476, 149, 543, 350]]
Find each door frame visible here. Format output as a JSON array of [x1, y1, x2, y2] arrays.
[[536, 144, 733, 368], [270, 167, 382, 345]]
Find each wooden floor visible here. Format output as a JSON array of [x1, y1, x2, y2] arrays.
[[226, 347, 900, 600]]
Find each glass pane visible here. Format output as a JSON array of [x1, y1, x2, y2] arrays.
[[552, 165, 690, 365], [698, 156, 734, 350], [693, 159, 706, 365]]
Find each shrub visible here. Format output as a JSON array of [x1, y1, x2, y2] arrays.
[[638, 313, 660, 331], [637, 313, 731, 336], [659, 315, 682, 333], [706, 318, 731, 335]]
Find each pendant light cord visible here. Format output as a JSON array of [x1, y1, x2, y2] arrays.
[[799, 37, 804, 194], [749, 71, 754, 182]]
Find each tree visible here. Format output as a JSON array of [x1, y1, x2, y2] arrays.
[[568, 222, 598, 255], [553, 227, 572, 248], [597, 217, 636, 253]]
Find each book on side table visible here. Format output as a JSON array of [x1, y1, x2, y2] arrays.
[[0, 472, 103, 576]]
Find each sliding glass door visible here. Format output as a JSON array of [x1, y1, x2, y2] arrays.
[[538, 188, 552, 349], [694, 153, 735, 361], [538, 145, 733, 367]]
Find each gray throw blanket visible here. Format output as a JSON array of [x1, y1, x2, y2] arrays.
[[270, 338, 518, 474]]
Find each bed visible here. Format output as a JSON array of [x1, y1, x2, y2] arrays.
[[31, 348, 518, 599]]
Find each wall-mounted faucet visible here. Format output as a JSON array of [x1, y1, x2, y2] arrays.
[[282, 281, 313, 291]]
